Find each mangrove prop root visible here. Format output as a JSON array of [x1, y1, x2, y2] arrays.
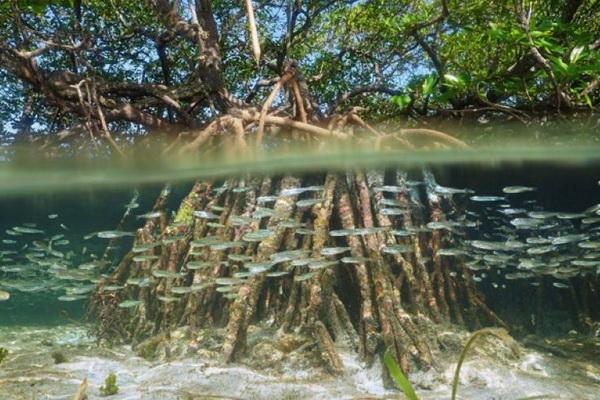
[[223, 176, 301, 361], [91, 169, 506, 375]]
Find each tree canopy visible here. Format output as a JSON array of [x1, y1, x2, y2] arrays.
[[0, 0, 599, 149]]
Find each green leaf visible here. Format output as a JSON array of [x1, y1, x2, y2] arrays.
[[432, 91, 452, 105], [529, 30, 546, 38], [390, 94, 411, 109], [444, 74, 461, 85], [549, 56, 569, 75], [451, 328, 519, 400], [535, 38, 563, 53], [444, 73, 468, 91], [383, 347, 419, 400], [421, 76, 436, 96], [583, 92, 593, 109], [19, 0, 73, 14], [488, 22, 503, 39], [569, 46, 584, 64]]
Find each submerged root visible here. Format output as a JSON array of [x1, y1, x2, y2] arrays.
[[91, 168, 505, 377]]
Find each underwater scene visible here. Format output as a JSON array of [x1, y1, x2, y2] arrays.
[[1, 151, 599, 399], [2, 0, 600, 398]]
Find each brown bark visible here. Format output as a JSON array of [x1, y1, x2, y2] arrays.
[[91, 168, 509, 378]]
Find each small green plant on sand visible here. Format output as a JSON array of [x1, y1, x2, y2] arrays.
[[383, 328, 521, 400], [0, 347, 9, 364], [383, 347, 419, 400], [99, 372, 119, 396], [451, 327, 519, 400]]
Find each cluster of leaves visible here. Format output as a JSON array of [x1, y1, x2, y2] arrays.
[[0, 0, 598, 145], [340, 0, 600, 116]]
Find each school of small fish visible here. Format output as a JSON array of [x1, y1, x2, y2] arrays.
[[0, 178, 598, 308]]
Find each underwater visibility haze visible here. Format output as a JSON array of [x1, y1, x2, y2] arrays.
[[1, 0, 600, 398], [1, 141, 600, 399]]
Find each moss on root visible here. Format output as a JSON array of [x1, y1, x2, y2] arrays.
[[174, 192, 198, 226], [0, 347, 8, 364], [136, 334, 169, 360]]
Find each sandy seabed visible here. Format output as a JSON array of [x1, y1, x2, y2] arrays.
[[1, 324, 599, 399]]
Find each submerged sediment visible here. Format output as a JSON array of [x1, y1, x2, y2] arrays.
[[1, 323, 599, 399]]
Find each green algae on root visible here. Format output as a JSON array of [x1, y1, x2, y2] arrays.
[[136, 334, 168, 360], [51, 350, 67, 364], [0, 347, 8, 364]]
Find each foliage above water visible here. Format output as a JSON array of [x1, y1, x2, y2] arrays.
[[0, 0, 598, 151]]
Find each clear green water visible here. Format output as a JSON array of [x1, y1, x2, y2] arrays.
[[1, 142, 599, 399], [4, 157, 599, 323]]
